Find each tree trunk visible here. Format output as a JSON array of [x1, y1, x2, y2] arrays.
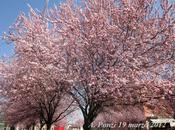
[[40, 125, 44, 130], [46, 124, 52, 130], [10, 126, 15, 130], [32, 123, 35, 130], [127, 128, 130, 130], [39, 120, 45, 130], [127, 122, 130, 130], [83, 122, 91, 130], [26, 125, 30, 130], [32, 125, 35, 130]]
